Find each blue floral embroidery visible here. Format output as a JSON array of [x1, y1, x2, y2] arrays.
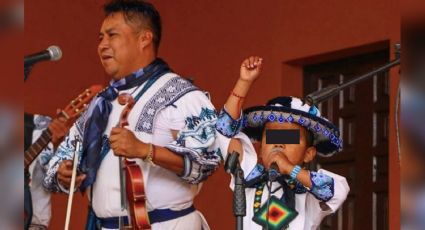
[[246, 164, 265, 182], [34, 115, 51, 130], [246, 164, 335, 203], [166, 107, 220, 184], [216, 108, 245, 138], [75, 98, 96, 137], [43, 133, 79, 192], [284, 171, 334, 202], [309, 171, 334, 202], [136, 77, 197, 133]]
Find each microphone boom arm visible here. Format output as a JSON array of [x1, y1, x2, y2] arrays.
[[305, 44, 401, 106]]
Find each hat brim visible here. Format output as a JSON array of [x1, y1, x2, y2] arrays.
[[243, 105, 343, 157]]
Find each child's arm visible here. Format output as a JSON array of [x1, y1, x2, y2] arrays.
[[266, 152, 336, 202], [266, 152, 314, 188], [216, 56, 263, 138], [225, 56, 263, 119]]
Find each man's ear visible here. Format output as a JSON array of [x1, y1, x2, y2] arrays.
[[139, 30, 153, 49], [303, 146, 317, 163]]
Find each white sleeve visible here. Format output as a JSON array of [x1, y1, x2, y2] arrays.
[[304, 169, 350, 227], [224, 132, 258, 190], [163, 90, 222, 184], [43, 124, 82, 193]]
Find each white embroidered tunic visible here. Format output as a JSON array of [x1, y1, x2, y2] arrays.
[[43, 73, 220, 229], [216, 131, 350, 230]]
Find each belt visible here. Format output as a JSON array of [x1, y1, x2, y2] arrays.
[[148, 205, 196, 224], [99, 216, 129, 229], [99, 205, 196, 228]]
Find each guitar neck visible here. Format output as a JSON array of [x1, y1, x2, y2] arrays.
[[24, 129, 52, 169]]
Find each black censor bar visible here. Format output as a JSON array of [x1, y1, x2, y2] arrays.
[[266, 129, 300, 144]]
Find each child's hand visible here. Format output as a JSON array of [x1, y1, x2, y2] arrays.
[[240, 56, 263, 83], [265, 152, 294, 175]]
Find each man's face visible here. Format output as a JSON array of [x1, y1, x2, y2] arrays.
[[98, 12, 144, 80], [260, 122, 312, 166]]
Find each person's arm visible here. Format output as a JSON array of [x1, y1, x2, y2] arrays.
[[109, 128, 184, 174], [43, 124, 85, 193], [111, 90, 221, 184], [224, 56, 263, 119], [216, 56, 263, 138], [227, 138, 244, 162], [266, 153, 336, 202]]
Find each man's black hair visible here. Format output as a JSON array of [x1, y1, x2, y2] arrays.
[[104, 0, 161, 51]]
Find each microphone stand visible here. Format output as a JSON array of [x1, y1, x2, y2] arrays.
[[305, 43, 401, 106], [225, 151, 246, 230]]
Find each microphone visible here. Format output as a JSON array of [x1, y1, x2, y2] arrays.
[[268, 162, 281, 182], [24, 45, 62, 67]]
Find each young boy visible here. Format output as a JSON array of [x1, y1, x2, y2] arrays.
[[216, 56, 349, 229]]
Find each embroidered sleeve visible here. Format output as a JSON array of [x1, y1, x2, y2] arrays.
[[308, 171, 335, 202], [215, 106, 245, 138], [165, 90, 221, 184], [43, 125, 82, 193], [31, 114, 55, 173], [38, 142, 55, 173]]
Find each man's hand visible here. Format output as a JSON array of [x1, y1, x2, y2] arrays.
[[264, 152, 294, 175], [48, 116, 70, 148], [240, 56, 263, 83], [109, 127, 149, 159], [57, 160, 86, 190]]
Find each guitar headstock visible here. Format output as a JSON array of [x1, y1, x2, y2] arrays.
[[59, 85, 104, 122]]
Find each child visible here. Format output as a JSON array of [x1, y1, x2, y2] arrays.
[[216, 56, 350, 230]]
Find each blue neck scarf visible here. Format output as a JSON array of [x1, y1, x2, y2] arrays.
[[79, 58, 170, 191]]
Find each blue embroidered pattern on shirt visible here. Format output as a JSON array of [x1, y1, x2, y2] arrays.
[[32, 115, 53, 166], [244, 164, 335, 203], [38, 145, 54, 166], [283, 172, 334, 202], [172, 107, 218, 162], [43, 133, 78, 192], [75, 99, 97, 137], [176, 108, 217, 145], [309, 171, 335, 202], [136, 77, 198, 133], [216, 108, 245, 138], [166, 107, 220, 184], [34, 115, 51, 130], [245, 164, 265, 182]]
